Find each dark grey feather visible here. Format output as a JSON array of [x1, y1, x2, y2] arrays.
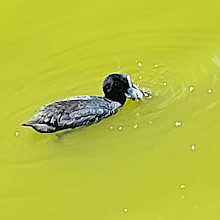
[[23, 96, 121, 133]]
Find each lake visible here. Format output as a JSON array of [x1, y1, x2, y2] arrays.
[[1, 0, 220, 219]]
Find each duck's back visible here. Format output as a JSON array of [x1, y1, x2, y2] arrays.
[[23, 96, 121, 133]]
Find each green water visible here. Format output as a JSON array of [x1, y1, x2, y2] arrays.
[[1, 0, 220, 219]]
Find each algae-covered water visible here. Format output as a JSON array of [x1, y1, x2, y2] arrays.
[[1, 0, 220, 219]]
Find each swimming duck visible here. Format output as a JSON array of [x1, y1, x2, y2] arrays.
[[22, 73, 145, 133]]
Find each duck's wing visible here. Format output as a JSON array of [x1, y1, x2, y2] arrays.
[[23, 96, 121, 133]]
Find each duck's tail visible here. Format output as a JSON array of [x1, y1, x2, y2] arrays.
[[22, 121, 57, 133], [22, 122, 30, 126]]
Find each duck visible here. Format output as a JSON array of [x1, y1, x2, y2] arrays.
[[22, 73, 146, 133]]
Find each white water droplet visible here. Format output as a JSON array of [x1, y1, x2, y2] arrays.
[[180, 184, 186, 189], [189, 86, 194, 92], [110, 126, 113, 130], [123, 208, 128, 212], [154, 64, 159, 68], [137, 62, 142, 67], [163, 82, 167, 86], [15, 131, 20, 136], [143, 88, 148, 97], [134, 124, 138, 129], [118, 126, 122, 131], [117, 61, 121, 69], [175, 121, 182, 127], [191, 144, 196, 151], [208, 89, 212, 94]]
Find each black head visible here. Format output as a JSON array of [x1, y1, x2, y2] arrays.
[[103, 73, 144, 105]]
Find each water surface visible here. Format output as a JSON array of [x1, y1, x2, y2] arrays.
[[1, 0, 220, 219]]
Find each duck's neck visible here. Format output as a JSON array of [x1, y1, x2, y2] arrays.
[[105, 93, 126, 106]]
